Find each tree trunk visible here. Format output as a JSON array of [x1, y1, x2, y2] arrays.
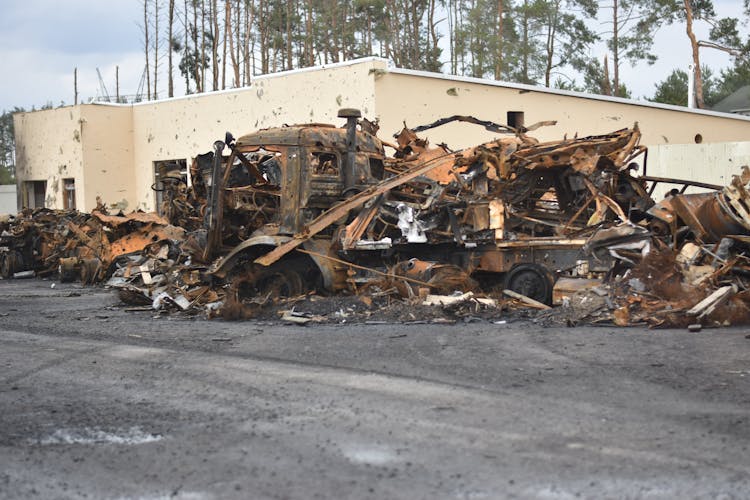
[[448, 0, 455, 74], [200, 0, 206, 92], [603, 54, 612, 96], [305, 0, 313, 66], [272, 2, 281, 70], [612, 0, 620, 96], [428, 0, 438, 69], [544, 4, 557, 87], [249, 0, 257, 76], [259, 0, 268, 73], [228, 0, 240, 87], [144, 0, 151, 100], [243, 0, 253, 84], [221, 0, 228, 88], [168, 0, 175, 97], [389, 1, 397, 64], [331, 2, 339, 63], [212, 0, 219, 90], [411, 0, 420, 67], [286, 0, 293, 70], [184, 0, 191, 93], [234, 0, 241, 83], [521, 0, 529, 83], [154, 0, 159, 98], [366, 7, 372, 56], [683, 0, 704, 108], [495, 0, 503, 80]]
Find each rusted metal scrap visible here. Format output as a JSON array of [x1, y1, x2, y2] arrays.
[[6, 110, 750, 327], [577, 167, 750, 328], [0, 205, 187, 285]]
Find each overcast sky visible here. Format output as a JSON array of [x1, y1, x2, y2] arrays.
[[0, 0, 745, 112]]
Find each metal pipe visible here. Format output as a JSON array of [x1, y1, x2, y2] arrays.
[[203, 140, 226, 262], [338, 108, 361, 194]]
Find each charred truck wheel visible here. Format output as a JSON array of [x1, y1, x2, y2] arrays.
[[230, 253, 323, 302], [504, 263, 554, 305], [0, 251, 23, 279], [251, 264, 305, 298], [232, 264, 303, 302]]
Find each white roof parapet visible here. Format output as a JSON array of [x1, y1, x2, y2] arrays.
[[90, 57, 390, 108], [28, 56, 750, 122], [386, 65, 750, 122]]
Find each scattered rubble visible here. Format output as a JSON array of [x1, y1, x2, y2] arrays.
[[4, 111, 750, 328]]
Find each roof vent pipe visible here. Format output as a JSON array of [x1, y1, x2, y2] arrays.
[[338, 108, 361, 194]]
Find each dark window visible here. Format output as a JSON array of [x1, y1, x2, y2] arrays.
[[507, 111, 525, 129], [25, 180, 46, 208], [310, 152, 339, 177], [153, 160, 188, 215], [369, 158, 385, 180]]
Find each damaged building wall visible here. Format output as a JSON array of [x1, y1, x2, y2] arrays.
[[372, 68, 750, 149], [12, 58, 383, 213], [13, 107, 86, 209], [14, 105, 134, 211], [13, 57, 750, 213], [646, 142, 750, 199], [129, 59, 381, 211], [79, 105, 136, 211]]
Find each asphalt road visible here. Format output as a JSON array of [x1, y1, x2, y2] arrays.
[[1, 279, 749, 499]]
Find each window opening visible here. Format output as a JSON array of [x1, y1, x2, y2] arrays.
[[369, 158, 385, 180], [507, 111, 525, 129], [63, 178, 76, 210], [24, 180, 46, 208], [310, 151, 340, 177]]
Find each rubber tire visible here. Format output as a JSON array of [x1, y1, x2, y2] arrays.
[[235, 264, 306, 300], [505, 264, 553, 305], [256, 267, 305, 298], [0, 251, 20, 279]]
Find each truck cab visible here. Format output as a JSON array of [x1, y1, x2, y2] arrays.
[[227, 118, 386, 236]]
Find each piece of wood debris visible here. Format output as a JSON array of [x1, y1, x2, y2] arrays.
[[279, 310, 325, 324], [686, 285, 736, 319], [359, 296, 373, 307], [140, 268, 153, 285], [502, 289, 552, 310], [423, 292, 497, 307], [172, 294, 192, 310]]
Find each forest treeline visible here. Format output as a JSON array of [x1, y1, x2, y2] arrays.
[[142, 0, 750, 108]]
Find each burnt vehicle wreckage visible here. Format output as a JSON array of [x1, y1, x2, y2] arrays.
[[3, 109, 750, 328]]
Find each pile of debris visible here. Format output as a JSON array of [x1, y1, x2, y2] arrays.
[[3, 111, 750, 328], [0, 201, 184, 284], [607, 167, 750, 328]]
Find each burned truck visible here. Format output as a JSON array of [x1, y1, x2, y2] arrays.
[[179, 109, 649, 305], [7, 111, 750, 326]]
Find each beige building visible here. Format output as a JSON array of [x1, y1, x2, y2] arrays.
[[13, 57, 750, 213]]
